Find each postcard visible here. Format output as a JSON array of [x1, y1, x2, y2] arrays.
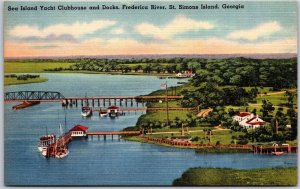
[[3, 0, 298, 186]]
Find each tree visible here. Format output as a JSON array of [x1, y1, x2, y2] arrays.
[[285, 90, 295, 107], [229, 75, 242, 86], [260, 100, 274, 121], [287, 108, 297, 140]]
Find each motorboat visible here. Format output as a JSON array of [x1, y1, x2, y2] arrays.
[[81, 106, 93, 117]]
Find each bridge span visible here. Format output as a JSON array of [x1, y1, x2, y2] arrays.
[[4, 91, 183, 109]]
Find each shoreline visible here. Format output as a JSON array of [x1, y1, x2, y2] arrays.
[[4, 77, 48, 86]]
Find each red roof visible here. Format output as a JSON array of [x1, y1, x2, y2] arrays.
[[108, 106, 119, 110], [69, 125, 89, 132], [248, 122, 265, 125], [246, 117, 265, 125], [238, 112, 251, 117]]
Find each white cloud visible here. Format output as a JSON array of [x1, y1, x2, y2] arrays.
[[111, 28, 125, 35], [227, 21, 282, 41], [5, 36, 296, 58], [135, 15, 214, 40], [9, 20, 117, 38]]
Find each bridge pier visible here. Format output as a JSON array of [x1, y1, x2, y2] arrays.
[[103, 99, 106, 107], [109, 99, 111, 106], [81, 100, 83, 107], [98, 99, 100, 107], [114, 99, 116, 106], [75, 100, 78, 107], [125, 99, 128, 107], [104, 135, 106, 141], [92, 99, 94, 107]]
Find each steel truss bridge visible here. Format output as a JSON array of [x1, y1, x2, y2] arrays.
[[4, 91, 65, 102]]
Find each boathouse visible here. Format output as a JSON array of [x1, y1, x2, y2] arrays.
[[107, 106, 119, 113], [69, 125, 89, 137]]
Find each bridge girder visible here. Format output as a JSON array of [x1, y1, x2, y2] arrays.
[[4, 91, 65, 101]]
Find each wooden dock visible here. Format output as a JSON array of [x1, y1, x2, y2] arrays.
[[87, 131, 140, 140], [253, 145, 298, 154], [44, 130, 140, 158], [63, 95, 182, 107]]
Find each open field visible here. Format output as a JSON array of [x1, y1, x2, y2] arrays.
[[256, 92, 297, 105], [225, 88, 297, 115], [4, 77, 48, 85], [173, 167, 297, 186], [4, 62, 75, 73], [148, 129, 244, 145], [137, 110, 194, 124]]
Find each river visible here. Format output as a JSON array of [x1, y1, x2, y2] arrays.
[[4, 73, 297, 186]]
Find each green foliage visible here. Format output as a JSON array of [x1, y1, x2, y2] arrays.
[[173, 167, 297, 186], [195, 147, 252, 154], [260, 100, 275, 121]]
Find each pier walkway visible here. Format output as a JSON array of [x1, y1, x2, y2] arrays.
[[44, 130, 140, 158]]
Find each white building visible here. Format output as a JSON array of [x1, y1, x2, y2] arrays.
[[69, 125, 89, 137], [232, 112, 265, 129], [176, 71, 195, 78]]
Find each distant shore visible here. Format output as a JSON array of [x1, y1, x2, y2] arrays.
[[4, 77, 48, 86]]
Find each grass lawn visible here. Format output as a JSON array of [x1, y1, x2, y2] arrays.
[[225, 88, 297, 115], [225, 105, 291, 116], [256, 92, 297, 106], [148, 82, 194, 96], [148, 129, 244, 145], [4, 62, 75, 73], [173, 167, 297, 186], [137, 110, 193, 124], [4, 77, 48, 85], [146, 101, 182, 108]]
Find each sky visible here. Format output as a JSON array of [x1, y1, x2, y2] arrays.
[[3, 1, 298, 58]]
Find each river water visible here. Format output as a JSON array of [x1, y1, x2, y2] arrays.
[[4, 73, 297, 186]]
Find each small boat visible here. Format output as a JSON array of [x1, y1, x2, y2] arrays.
[[55, 146, 69, 159], [38, 134, 56, 152], [99, 109, 108, 117], [38, 127, 56, 155], [272, 151, 284, 156], [55, 124, 69, 159], [81, 106, 93, 117]]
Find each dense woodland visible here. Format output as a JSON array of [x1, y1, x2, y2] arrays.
[[41, 57, 297, 90]]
